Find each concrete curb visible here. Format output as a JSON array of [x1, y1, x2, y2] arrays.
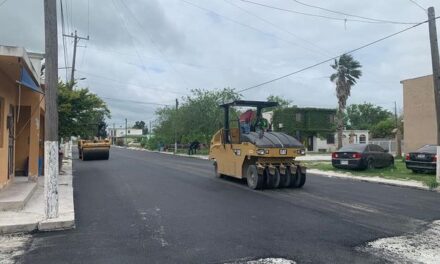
[[307, 169, 440, 192], [0, 146, 75, 234], [115, 146, 440, 192], [0, 222, 38, 234], [38, 214, 75, 232]]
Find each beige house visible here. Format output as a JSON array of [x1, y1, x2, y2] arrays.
[[0, 46, 45, 189], [401, 75, 437, 152]]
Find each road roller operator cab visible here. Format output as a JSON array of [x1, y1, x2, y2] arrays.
[[78, 139, 111, 161], [209, 100, 307, 190]]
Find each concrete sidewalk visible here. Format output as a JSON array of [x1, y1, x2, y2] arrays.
[[0, 158, 75, 234]]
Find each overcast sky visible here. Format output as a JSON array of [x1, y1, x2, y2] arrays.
[[1, 0, 439, 127]]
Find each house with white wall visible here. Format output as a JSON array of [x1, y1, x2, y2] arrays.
[[315, 130, 369, 152], [109, 128, 143, 138]]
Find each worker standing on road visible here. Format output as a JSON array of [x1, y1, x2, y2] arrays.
[[188, 140, 200, 155]]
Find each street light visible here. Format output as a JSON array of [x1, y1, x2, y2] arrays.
[[71, 77, 87, 90]]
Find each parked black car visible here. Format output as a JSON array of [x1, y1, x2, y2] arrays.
[[405, 145, 437, 173], [332, 144, 394, 170]]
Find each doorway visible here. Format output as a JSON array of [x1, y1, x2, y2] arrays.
[[7, 105, 14, 179], [307, 136, 314, 152]]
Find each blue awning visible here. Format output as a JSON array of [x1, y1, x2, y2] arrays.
[[18, 66, 43, 94]]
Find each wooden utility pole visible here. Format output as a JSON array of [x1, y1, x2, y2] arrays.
[[125, 118, 128, 146], [63, 30, 89, 90], [174, 99, 178, 154], [70, 31, 78, 89], [428, 7, 440, 182], [112, 123, 115, 145], [44, 0, 59, 219]]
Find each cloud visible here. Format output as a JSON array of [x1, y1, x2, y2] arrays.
[[1, 0, 439, 125]]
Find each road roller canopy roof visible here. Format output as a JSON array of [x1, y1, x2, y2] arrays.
[[219, 100, 279, 108]]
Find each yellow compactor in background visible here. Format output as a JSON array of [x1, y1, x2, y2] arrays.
[[78, 139, 111, 161], [209, 100, 306, 190]]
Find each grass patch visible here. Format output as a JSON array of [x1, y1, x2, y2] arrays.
[[303, 160, 438, 189]]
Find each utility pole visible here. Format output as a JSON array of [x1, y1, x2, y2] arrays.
[[174, 99, 178, 154], [149, 120, 152, 136], [44, 0, 59, 219], [112, 123, 115, 145], [394, 102, 402, 158], [63, 30, 89, 90], [125, 118, 128, 146], [428, 7, 440, 182]]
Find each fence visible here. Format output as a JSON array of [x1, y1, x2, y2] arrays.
[[369, 139, 404, 154]]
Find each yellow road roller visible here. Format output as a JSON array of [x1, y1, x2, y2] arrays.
[[78, 139, 111, 161], [209, 100, 306, 190]]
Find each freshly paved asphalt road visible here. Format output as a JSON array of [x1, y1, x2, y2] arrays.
[[19, 147, 440, 264]]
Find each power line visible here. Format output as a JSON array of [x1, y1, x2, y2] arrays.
[[60, 0, 69, 82], [87, 78, 186, 96], [69, 0, 74, 32], [100, 96, 172, 106], [76, 70, 187, 95], [117, 0, 191, 89], [110, 0, 155, 87], [223, 0, 329, 58], [64, 0, 72, 35], [85, 46, 142, 57], [180, 0, 314, 49], [408, 0, 427, 12], [290, 0, 420, 24], [238, 16, 438, 93], [87, 0, 90, 35], [240, 0, 418, 25]]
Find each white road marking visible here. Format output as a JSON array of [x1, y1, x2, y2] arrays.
[[363, 220, 440, 264]]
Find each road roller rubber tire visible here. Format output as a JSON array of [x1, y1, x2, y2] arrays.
[[213, 161, 223, 178], [280, 168, 292, 188], [293, 167, 306, 188], [81, 148, 109, 161], [246, 165, 263, 190], [288, 167, 298, 188], [264, 168, 274, 189], [271, 168, 281, 188], [264, 167, 280, 189], [298, 170, 306, 188]]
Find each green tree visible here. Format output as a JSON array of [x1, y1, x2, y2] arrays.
[[152, 88, 240, 147], [133, 121, 148, 134], [330, 54, 362, 148], [58, 81, 110, 139], [265, 95, 292, 112], [370, 118, 395, 138], [345, 103, 392, 130]]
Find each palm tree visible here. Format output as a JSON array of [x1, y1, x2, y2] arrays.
[[330, 54, 362, 149]]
